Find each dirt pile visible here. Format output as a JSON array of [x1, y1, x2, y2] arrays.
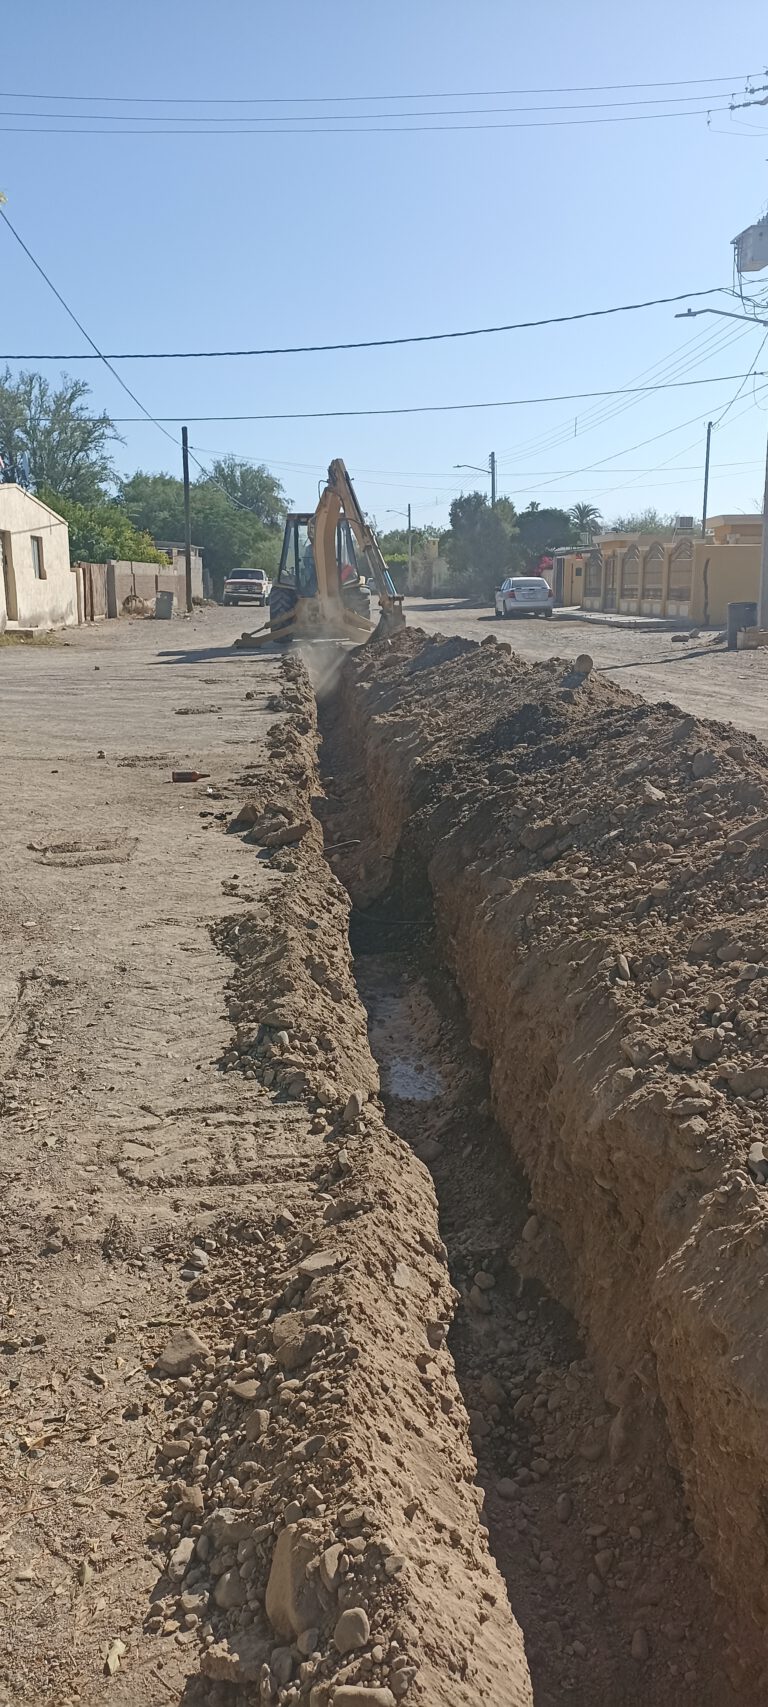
[[154, 653, 533, 1706], [332, 627, 768, 1690]]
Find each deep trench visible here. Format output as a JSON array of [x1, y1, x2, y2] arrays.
[[315, 679, 743, 1707]]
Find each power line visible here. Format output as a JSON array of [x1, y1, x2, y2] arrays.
[[107, 371, 768, 425], [0, 93, 748, 123], [0, 206, 272, 518], [495, 318, 754, 466], [0, 287, 731, 362], [0, 107, 736, 137], [0, 206, 178, 448], [0, 72, 755, 103]]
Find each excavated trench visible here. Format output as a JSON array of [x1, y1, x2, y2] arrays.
[[312, 644, 762, 1707]]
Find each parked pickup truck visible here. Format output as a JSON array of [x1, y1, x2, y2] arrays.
[[222, 568, 271, 606]]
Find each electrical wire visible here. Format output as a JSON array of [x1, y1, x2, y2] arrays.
[[0, 108, 736, 137], [712, 330, 768, 426], [106, 371, 768, 425], [493, 315, 762, 467], [0, 207, 178, 449], [0, 93, 750, 123], [0, 206, 266, 518], [0, 73, 755, 103], [0, 287, 731, 363]]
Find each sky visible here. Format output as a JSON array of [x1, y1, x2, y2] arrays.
[[1, 1, 768, 532]]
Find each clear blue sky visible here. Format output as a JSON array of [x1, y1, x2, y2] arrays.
[[2, 1, 768, 529]]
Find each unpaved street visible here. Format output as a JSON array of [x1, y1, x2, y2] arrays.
[[407, 599, 768, 742], [0, 611, 293, 1703]]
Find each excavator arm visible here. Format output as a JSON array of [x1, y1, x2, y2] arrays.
[[315, 459, 405, 639], [236, 457, 406, 647]]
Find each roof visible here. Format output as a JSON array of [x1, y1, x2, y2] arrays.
[[0, 482, 67, 526]]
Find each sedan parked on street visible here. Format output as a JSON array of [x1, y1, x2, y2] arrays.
[[494, 576, 555, 618], [222, 568, 271, 606]]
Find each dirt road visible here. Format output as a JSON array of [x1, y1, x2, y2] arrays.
[[407, 598, 768, 742], [0, 611, 292, 1702], [0, 612, 531, 1707]]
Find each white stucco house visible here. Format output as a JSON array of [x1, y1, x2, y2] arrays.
[[0, 485, 77, 632]]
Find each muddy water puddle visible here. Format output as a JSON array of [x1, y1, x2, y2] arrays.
[[355, 948, 738, 1707]]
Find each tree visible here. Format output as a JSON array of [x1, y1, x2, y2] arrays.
[[610, 507, 679, 536], [513, 505, 574, 567], [569, 501, 602, 540], [0, 368, 118, 501], [205, 456, 288, 528], [444, 491, 517, 598], [39, 489, 167, 565], [120, 463, 288, 597]]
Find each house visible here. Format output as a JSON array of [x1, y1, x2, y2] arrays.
[[0, 485, 77, 632], [574, 520, 763, 628]]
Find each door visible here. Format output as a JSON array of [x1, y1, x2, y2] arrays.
[[603, 552, 617, 612], [0, 532, 18, 622]]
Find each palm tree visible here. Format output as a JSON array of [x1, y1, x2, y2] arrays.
[[570, 502, 602, 542]]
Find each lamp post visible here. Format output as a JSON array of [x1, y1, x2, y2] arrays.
[[454, 453, 497, 507], [385, 505, 412, 581]]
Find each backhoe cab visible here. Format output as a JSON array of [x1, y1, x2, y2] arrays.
[[236, 459, 405, 647]]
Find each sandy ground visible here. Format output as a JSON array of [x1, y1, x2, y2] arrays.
[[406, 598, 768, 741], [0, 610, 294, 1704]]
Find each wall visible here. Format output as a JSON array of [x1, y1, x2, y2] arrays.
[[707, 515, 762, 546], [0, 486, 76, 631], [74, 561, 109, 622], [106, 560, 202, 616], [155, 542, 206, 596], [691, 543, 761, 627]]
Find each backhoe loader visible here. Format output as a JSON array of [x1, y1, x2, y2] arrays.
[[235, 460, 405, 647]]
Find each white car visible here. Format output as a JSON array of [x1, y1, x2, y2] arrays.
[[495, 576, 555, 618], [223, 568, 271, 606]]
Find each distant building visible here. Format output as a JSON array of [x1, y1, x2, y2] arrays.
[[154, 540, 207, 600], [0, 485, 77, 632]]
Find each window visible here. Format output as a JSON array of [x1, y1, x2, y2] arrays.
[[30, 536, 46, 580]]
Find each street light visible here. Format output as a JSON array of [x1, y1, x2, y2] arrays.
[[385, 505, 412, 581], [453, 452, 497, 507]]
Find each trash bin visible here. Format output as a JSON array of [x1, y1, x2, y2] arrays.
[[155, 590, 174, 620], [727, 600, 757, 650]]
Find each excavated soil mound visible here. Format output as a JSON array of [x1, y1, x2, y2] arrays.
[[332, 628, 768, 1693], [155, 652, 533, 1707]]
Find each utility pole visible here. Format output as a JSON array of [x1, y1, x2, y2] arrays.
[[677, 303, 768, 628], [701, 421, 713, 539], [181, 426, 193, 614], [760, 432, 768, 628], [490, 451, 497, 509], [407, 502, 412, 581]]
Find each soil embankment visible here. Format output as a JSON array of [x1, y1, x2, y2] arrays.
[[323, 627, 768, 1698]]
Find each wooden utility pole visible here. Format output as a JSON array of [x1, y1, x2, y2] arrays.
[[759, 429, 768, 628], [490, 451, 497, 508], [182, 426, 193, 614], [407, 502, 412, 581], [701, 421, 713, 539]]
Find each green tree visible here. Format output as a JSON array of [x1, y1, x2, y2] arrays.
[[120, 464, 288, 598], [39, 489, 167, 565], [206, 456, 287, 528], [513, 505, 574, 567], [569, 501, 602, 540], [444, 491, 517, 599], [610, 507, 679, 536], [0, 368, 118, 501]]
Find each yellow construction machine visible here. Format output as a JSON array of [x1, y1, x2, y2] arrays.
[[236, 459, 405, 646]]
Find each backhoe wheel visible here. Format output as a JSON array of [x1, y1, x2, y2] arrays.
[[268, 584, 298, 642]]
